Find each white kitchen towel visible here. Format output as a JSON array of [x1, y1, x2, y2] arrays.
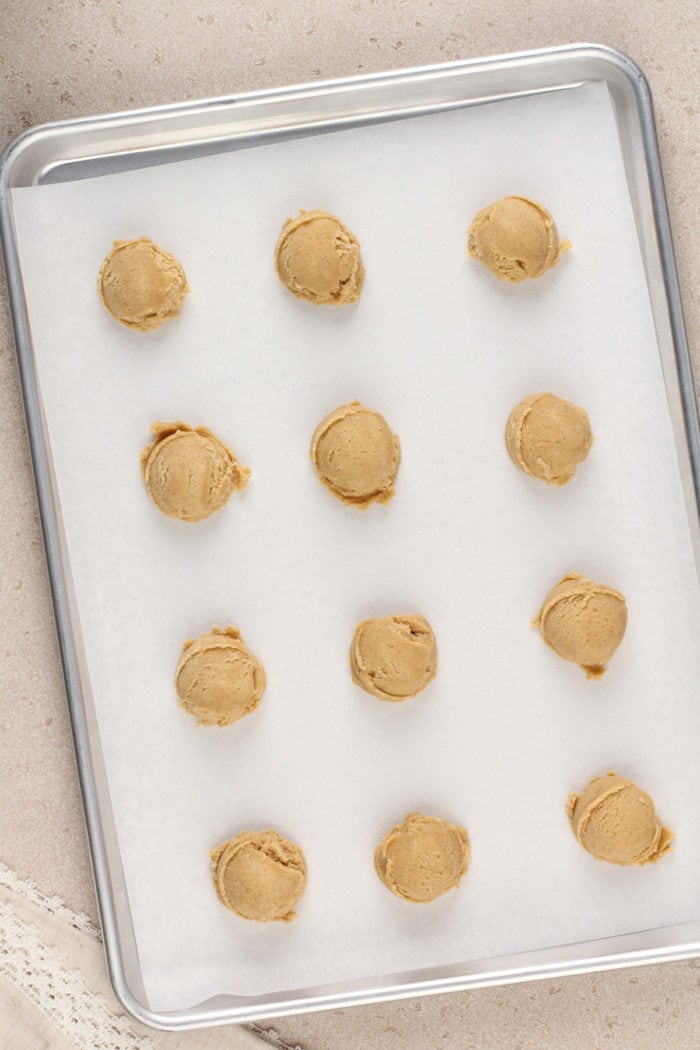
[[0, 861, 303, 1050]]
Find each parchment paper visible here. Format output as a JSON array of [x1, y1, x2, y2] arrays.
[[11, 81, 700, 1012]]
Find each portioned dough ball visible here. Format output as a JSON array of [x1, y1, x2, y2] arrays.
[[175, 627, 266, 727], [311, 401, 401, 508], [374, 812, 470, 903], [567, 771, 673, 866], [275, 209, 364, 305], [140, 421, 250, 522], [350, 614, 437, 701], [98, 237, 189, 330], [534, 572, 627, 679], [210, 829, 307, 922], [468, 196, 567, 282], [505, 393, 592, 485]]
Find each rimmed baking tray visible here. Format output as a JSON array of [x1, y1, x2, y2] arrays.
[[1, 44, 699, 1030]]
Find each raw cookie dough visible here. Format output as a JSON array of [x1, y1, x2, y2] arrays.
[[274, 209, 365, 305], [374, 812, 470, 903], [141, 421, 250, 522], [210, 829, 307, 922], [534, 573, 627, 679], [350, 614, 437, 701], [467, 196, 568, 283], [505, 392, 593, 485], [567, 771, 673, 866], [98, 237, 189, 330], [311, 401, 400, 508], [175, 626, 266, 727]]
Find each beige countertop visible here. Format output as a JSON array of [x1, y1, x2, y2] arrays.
[[0, 1, 698, 1047]]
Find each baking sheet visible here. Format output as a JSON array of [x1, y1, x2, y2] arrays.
[[11, 80, 700, 1013]]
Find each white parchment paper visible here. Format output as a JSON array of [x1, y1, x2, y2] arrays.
[[11, 81, 700, 1012]]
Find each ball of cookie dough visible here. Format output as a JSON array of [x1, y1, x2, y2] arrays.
[[311, 401, 400, 508], [175, 626, 266, 727], [505, 392, 593, 486], [534, 572, 627, 679], [274, 209, 364, 305], [210, 829, 307, 922], [567, 771, 673, 866], [98, 237, 189, 330], [140, 421, 250, 522], [350, 614, 437, 701], [374, 812, 470, 903], [468, 196, 568, 283]]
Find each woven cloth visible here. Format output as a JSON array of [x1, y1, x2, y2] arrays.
[[0, 861, 303, 1050]]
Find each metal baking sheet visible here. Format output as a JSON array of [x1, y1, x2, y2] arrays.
[[1, 45, 699, 1030]]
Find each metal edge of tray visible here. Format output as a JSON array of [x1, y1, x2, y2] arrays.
[[1, 43, 699, 1030]]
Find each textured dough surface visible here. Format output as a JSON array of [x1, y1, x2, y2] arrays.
[[505, 392, 592, 485], [274, 209, 364, 304], [98, 237, 189, 330], [140, 421, 250, 522], [567, 771, 673, 866], [311, 400, 400, 508], [210, 829, 307, 922], [468, 196, 568, 282], [374, 812, 470, 903], [350, 614, 437, 700], [175, 626, 266, 727], [533, 572, 627, 678]]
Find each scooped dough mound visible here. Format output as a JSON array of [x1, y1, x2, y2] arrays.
[[567, 771, 673, 866], [175, 626, 266, 727], [311, 401, 400, 508], [374, 812, 470, 903], [210, 829, 307, 921], [505, 392, 592, 485], [468, 196, 568, 282], [533, 572, 627, 679], [140, 421, 250, 522], [98, 237, 189, 330], [350, 614, 437, 701], [275, 209, 364, 305]]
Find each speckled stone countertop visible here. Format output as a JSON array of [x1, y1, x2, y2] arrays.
[[1, 2, 698, 1047]]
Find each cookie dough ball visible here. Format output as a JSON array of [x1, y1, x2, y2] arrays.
[[468, 196, 568, 283], [311, 401, 400, 508], [98, 237, 189, 330], [374, 812, 470, 903], [506, 393, 593, 486], [210, 830, 307, 922], [351, 614, 437, 701], [567, 771, 673, 866], [141, 421, 250, 522], [534, 573, 627, 679], [175, 626, 266, 727], [275, 209, 364, 305]]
